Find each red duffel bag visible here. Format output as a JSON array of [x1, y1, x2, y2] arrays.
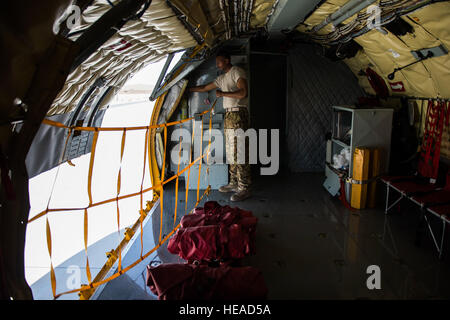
[[167, 225, 220, 261], [175, 201, 257, 261], [181, 201, 257, 231], [167, 223, 253, 261], [146, 263, 268, 300]]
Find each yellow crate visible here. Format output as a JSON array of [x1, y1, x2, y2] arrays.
[[351, 147, 371, 209]]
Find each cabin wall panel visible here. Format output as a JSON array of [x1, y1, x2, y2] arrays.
[[287, 44, 365, 172]]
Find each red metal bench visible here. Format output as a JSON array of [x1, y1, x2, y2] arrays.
[[381, 99, 449, 259]]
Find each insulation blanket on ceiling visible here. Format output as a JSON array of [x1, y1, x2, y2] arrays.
[[298, 0, 350, 35], [146, 263, 268, 300], [250, 0, 278, 28], [296, 1, 450, 99], [341, 2, 450, 99], [287, 44, 366, 172], [48, 0, 197, 116], [351, 29, 442, 98], [167, 201, 257, 262], [168, 0, 215, 46]]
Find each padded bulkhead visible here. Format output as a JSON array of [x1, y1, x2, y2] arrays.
[[287, 44, 366, 172]]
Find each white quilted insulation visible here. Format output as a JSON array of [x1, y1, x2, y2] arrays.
[[48, 0, 198, 115]]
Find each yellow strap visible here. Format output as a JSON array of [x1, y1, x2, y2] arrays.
[[116, 129, 126, 272], [159, 126, 168, 243], [84, 129, 98, 286], [139, 128, 149, 258], [30, 104, 219, 224], [173, 136, 182, 229], [161, 126, 168, 182], [197, 116, 204, 202], [87, 130, 99, 205], [206, 109, 213, 189], [28, 155, 205, 224], [41, 109, 212, 132], [185, 118, 195, 216], [45, 215, 56, 298], [84, 208, 92, 284], [55, 185, 211, 299], [206, 111, 212, 164], [147, 122, 153, 195]]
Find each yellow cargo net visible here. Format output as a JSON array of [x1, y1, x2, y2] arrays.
[[29, 98, 217, 300]]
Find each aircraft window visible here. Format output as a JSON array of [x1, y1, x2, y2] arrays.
[[166, 51, 186, 79], [150, 50, 187, 101]]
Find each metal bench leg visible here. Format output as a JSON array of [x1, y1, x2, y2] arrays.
[[439, 220, 446, 261], [385, 183, 403, 215], [385, 183, 389, 214], [424, 214, 441, 254]]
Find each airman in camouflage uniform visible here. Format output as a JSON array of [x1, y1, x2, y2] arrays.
[[190, 50, 251, 201], [224, 109, 252, 192]]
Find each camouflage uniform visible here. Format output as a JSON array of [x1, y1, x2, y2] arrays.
[[224, 108, 252, 191]]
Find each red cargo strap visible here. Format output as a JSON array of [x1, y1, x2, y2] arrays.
[[418, 100, 447, 180], [338, 179, 354, 210]]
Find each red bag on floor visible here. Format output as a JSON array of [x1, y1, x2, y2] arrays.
[[167, 224, 253, 261], [167, 225, 220, 261], [184, 201, 257, 245], [181, 201, 257, 231], [169, 201, 257, 261], [146, 263, 268, 300]]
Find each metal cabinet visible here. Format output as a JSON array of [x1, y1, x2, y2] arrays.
[[324, 106, 394, 198]]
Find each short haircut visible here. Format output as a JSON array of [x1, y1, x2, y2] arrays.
[[216, 49, 231, 61]]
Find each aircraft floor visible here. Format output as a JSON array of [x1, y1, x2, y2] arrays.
[[98, 172, 450, 300]]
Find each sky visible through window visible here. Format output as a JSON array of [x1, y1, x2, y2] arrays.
[[111, 51, 186, 105]]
